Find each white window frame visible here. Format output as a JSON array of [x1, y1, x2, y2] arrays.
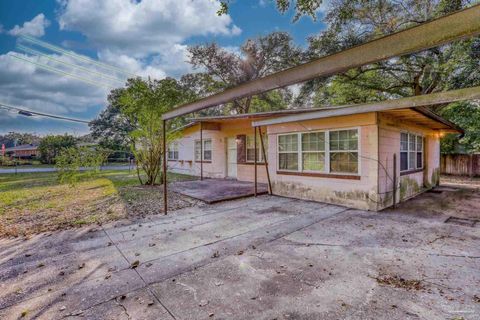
[[277, 133, 299, 171], [400, 131, 424, 173], [276, 127, 361, 176], [194, 139, 212, 161], [167, 142, 179, 160], [246, 134, 267, 163]]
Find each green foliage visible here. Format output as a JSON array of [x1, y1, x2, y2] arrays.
[[89, 88, 136, 151], [38, 134, 76, 164], [218, 0, 323, 21], [0, 132, 41, 148], [439, 102, 480, 154], [119, 77, 188, 185], [187, 32, 302, 114], [304, 0, 475, 105], [55, 146, 110, 186]]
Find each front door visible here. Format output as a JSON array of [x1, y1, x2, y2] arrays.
[[227, 138, 237, 178]]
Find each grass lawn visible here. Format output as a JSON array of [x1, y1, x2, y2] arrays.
[[0, 170, 197, 237]]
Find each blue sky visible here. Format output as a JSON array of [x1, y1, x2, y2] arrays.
[[0, 0, 326, 136]]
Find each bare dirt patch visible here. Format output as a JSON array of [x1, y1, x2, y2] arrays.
[[375, 275, 424, 291], [0, 171, 197, 237], [387, 176, 480, 220]]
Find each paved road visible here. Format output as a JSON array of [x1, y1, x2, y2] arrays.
[[0, 165, 134, 174]]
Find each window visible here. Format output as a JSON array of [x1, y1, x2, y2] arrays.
[[277, 129, 359, 175], [246, 134, 267, 163], [302, 132, 325, 171], [278, 134, 298, 171], [168, 142, 179, 160], [329, 129, 358, 173], [195, 139, 212, 161], [416, 136, 423, 169], [400, 132, 423, 172]]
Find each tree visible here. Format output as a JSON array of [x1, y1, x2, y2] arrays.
[[89, 88, 136, 151], [439, 102, 480, 154], [188, 32, 303, 114], [217, 0, 324, 21], [119, 78, 190, 185], [38, 134, 76, 164], [302, 0, 475, 106], [0, 132, 42, 148]]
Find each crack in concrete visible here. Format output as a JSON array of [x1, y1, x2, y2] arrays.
[[100, 226, 178, 320], [115, 297, 132, 320], [429, 253, 480, 259]]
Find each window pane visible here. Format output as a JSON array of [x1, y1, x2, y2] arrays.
[[330, 152, 358, 173], [330, 129, 358, 151], [204, 150, 212, 161], [279, 134, 298, 152], [400, 133, 408, 151], [246, 149, 255, 162], [400, 152, 408, 171], [195, 141, 201, 160], [409, 134, 416, 151], [302, 132, 325, 151], [246, 135, 266, 162], [204, 140, 211, 150], [279, 153, 298, 171], [416, 152, 423, 169], [409, 151, 415, 170], [302, 152, 325, 171], [416, 136, 423, 150]]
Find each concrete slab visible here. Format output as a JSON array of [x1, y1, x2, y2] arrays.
[[1, 194, 479, 319], [170, 178, 268, 203]]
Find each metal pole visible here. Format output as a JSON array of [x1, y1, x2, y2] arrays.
[[258, 126, 272, 195], [254, 126, 257, 196], [392, 153, 397, 209], [200, 122, 203, 181], [163, 120, 168, 215]]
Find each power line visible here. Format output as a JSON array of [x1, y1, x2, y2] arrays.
[[17, 44, 125, 85], [8, 53, 114, 89], [20, 35, 137, 78], [0, 102, 92, 124]]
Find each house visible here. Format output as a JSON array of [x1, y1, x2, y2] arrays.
[[4, 144, 39, 159], [167, 103, 462, 211]]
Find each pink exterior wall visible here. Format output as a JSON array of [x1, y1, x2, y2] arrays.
[[170, 111, 443, 211], [377, 113, 441, 209], [168, 120, 267, 182], [266, 113, 380, 210]]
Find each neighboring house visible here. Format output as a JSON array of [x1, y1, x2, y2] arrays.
[[4, 144, 39, 159], [168, 105, 461, 211]]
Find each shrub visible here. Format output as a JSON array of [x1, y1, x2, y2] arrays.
[[55, 147, 110, 186]]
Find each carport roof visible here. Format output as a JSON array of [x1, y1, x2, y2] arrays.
[[184, 87, 472, 134]]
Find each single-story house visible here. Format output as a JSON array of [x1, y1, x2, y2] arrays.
[[167, 104, 462, 211], [4, 144, 39, 159]]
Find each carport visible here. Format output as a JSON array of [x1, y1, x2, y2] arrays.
[[161, 5, 480, 214]]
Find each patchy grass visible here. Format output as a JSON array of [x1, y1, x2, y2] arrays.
[[0, 170, 197, 237]]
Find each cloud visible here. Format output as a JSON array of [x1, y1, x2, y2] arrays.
[[57, 0, 241, 56], [0, 51, 108, 131], [8, 14, 50, 37], [56, 0, 241, 78]]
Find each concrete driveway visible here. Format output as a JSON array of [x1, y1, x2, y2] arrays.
[[0, 195, 479, 319]]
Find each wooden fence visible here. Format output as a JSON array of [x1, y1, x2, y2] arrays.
[[441, 154, 480, 176]]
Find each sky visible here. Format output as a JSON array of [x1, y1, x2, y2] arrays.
[[0, 0, 327, 136]]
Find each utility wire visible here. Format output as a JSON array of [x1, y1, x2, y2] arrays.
[[9, 53, 113, 89], [20, 35, 137, 78], [0, 102, 91, 124], [17, 44, 125, 85]]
